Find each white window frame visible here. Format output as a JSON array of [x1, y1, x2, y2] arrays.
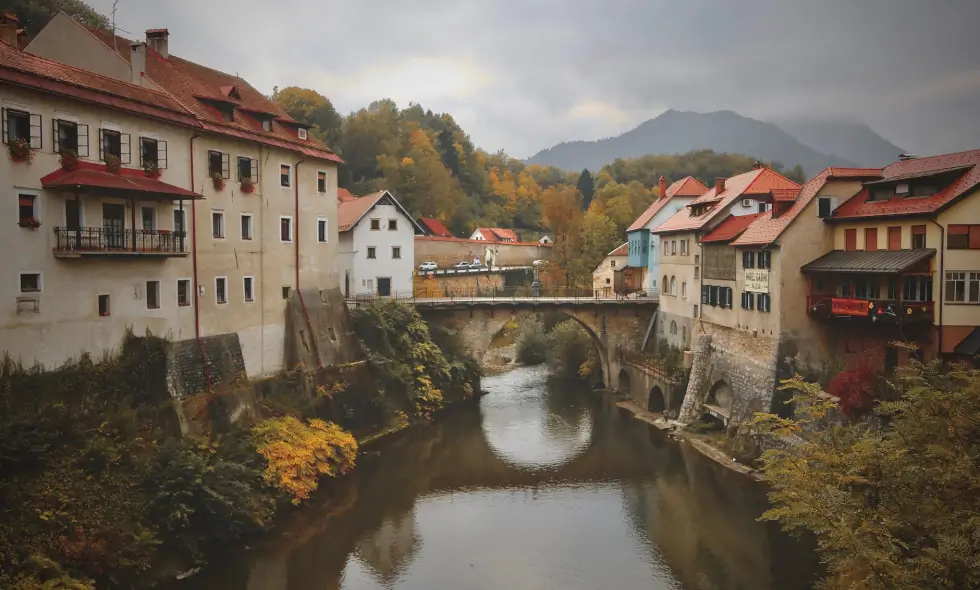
[[298, 127, 308, 140], [243, 276, 255, 303], [19, 271, 43, 293], [279, 163, 292, 188], [240, 213, 253, 241], [279, 215, 293, 243], [317, 216, 328, 243], [140, 205, 156, 231], [145, 280, 161, 310], [212, 209, 225, 239], [17, 188, 42, 223], [215, 276, 228, 305], [367, 246, 377, 259], [172, 206, 185, 233], [176, 278, 192, 307]]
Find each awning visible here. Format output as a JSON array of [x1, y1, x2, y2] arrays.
[[801, 249, 935, 274], [40, 166, 203, 201], [953, 328, 980, 356]]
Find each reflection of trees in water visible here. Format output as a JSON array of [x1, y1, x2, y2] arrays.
[[353, 508, 422, 588]]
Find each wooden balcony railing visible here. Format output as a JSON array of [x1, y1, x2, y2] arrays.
[[53, 226, 189, 257], [806, 296, 934, 323]]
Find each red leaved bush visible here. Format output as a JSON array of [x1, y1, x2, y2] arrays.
[[827, 360, 878, 417]]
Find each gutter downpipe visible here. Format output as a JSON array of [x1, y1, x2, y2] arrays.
[[294, 159, 323, 368], [927, 219, 945, 358], [190, 133, 212, 393]]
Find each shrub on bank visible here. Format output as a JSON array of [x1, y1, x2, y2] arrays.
[[515, 314, 548, 365], [547, 320, 595, 379]]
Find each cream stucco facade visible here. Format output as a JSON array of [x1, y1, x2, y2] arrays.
[[592, 246, 627, 298], [657, 232, 700, 349]]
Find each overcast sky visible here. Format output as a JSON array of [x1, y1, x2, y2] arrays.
[[88, 0, 980, 159]]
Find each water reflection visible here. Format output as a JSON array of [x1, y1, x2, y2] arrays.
[[179, 366, 817, 590]]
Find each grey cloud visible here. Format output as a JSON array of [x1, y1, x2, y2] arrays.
[[89, 0, 980, 159]]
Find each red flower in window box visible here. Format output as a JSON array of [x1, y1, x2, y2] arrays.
[[7, 138, 33, 163], [59, 149, 79, 171], [143, 162, 163, 179], [104, 154, 122, 174], [18, 217, 41, 230], [240, 179, 256, 194], [211, 172, 226, 191]]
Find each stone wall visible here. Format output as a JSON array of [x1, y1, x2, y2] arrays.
[[285, 288, 365, 371], [413, 273, 506, 297], [416, 236, 552, 267]]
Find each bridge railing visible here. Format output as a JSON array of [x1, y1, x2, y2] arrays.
[[345, 286, 660, 305]]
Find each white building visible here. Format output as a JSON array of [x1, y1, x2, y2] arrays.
[[338, 190, 422, 297]]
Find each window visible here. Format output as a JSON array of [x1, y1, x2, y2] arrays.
[[370, 218, 381, 231], [902, 276, 933, 302], [680, 240, 687, 255], [388, 219, 398, 231], [98, 294, 110, 317], [367, 247, 377, 259], [741, 291, 755, 310], [317, 171, 327, 193], [694, 267, 700, 279], [280, 164, 291, 187], [177, 279, 191, 307], [215, 277, 227, 304], [702, 285, 709, 304], [662, 238, 668, 254], [912, 185, 936, 197], [912, 225, 926, 249], [262, 119, 273, 132], [243, 277, 255, 303], [146, 280, 160, 309], [241, 214, 253, 240], [212, 211, 225, 238], [53, 119, 88, 157], [662, 275, 668, 291], [758, 293, 772, 313], [610, 261, 616, 268], [887, 278, 898, 300], [888, 226, 902, 250], [141, 206, 155, 230], [742, 251, 755, 269], [671, 240, 677, 255], [869, 188, 894, 202], [392, 246, 401, 259], [845, 228, 857, 251], [945, 272, 980, 304], [694, 254, 700, 265], [670, 320, 677, 335], [139, 136, 167, 169], [681, 282, 687, 299], [298, 127, 308, 140], [865, 227, 878, 251], [19, 272, 40, 293], [280, 216, 293, 242], [238, 156, 258, 182], [173, 209, 186, 233], [758, 251, 771, 269], [18, 194, 36, 223], [669, 276, 676, 296], [3, 108, 41, 148], [209, 150, 230, 179], [817, 197, 833, 218], [605, 278, 611, 285], [693, 305, 698, 319], [317, 217, 327, 243], [282, 287, 291, 299], [99, 129, 130, 163], [948, 225, 980, 249]]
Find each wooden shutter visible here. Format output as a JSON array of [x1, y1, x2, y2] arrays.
[[845, 229, 857, 251], [250, 158, 259, 183], [970, 226, 980, 249], [221, 152, 230, 179], [157, 140, 167, 169], [701, 285, 709, 304], [52, 118, 59, 152], [29, 113, 42, 149], [865, 228, 878, 251], [98, 128, 105, 160], [77, 124, 89, 158], [887, 226, 901, 250], [120, 133, 131, 164]]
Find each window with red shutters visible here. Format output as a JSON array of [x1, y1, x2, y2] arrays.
[[887, 226, 901, 250], [865, 228, 878, 251]]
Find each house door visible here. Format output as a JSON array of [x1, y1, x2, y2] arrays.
[[377, 277, 391, 297], [102, 203, 126, 249], [65, 200, 81, 229]]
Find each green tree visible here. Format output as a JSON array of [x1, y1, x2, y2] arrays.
[[547, 320, 594, 379], [1, 0, 109, 33], [515, 314, 548, 365], [753, 360, 980, 590], [270, 86, 342, 145], [576, 169, 595, 210], [574, 210, 619, 283]]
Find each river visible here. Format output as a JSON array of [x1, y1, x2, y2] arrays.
[[181, 365, 819, 590]]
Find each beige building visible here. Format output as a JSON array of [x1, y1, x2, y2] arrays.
[[592, 243, 627, 297], [2, 13, 342, 379]]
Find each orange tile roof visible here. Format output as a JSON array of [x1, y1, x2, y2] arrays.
[[608, 242, 629, 257], [338, 191, 385, 232], [732, 167, 882, 246], [418, 217, 453, 237], [828, 150, 980, 221], [79, 24, 341, 163], [627, 176, 709, 232], [0, 39, 197, 127], [473, 228, 519, 242], [337, 188, 357, 203], [653, 168, 800, 235], [416, 235, 551, 247], [701, 213, 766, 243]]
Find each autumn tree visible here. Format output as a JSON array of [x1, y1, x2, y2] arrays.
[[540, 185, 583, 287], [271, 86, 342, 144], [752, 361, 980, 590], [576, 169, 596, 210]]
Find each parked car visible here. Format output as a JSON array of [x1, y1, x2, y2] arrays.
[[468, 261, 484, 270], [453, 261, 470, 270], [418, 262, 438, 272]]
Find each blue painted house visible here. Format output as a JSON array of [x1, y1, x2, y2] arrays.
[[625, 176, 709, 295]]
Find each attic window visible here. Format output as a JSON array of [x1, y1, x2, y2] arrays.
[[869, 188, 893, 202], [298, 128, 308, 140], [911, 184, 936, 197], [261, 119, 272, 132], [220, 106, 234, 122]]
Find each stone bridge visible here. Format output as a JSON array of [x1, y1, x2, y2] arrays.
[[412, 298, 658, 388]]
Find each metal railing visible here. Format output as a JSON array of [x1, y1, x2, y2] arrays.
[[53, 226, 189, 254], [345, 286, 661, 305]]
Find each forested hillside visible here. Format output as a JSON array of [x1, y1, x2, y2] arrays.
[[0, 0, 109, 33]]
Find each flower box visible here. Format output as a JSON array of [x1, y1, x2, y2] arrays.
[[241, 179, 256, 194], [18, 217, 42, 230], [7, 138, 33, 163]]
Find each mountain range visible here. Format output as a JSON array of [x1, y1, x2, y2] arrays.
[[524, 109, 905, 176]]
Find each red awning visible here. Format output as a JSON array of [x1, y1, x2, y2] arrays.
[[40, 164, 203, 201]]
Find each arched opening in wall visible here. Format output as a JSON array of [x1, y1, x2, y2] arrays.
[[617, 368, 631, 393], [648, 385, 665, 413], [486, 313, 526, 366], [706, 379, 734, 417], [544, 311, 608, 388]]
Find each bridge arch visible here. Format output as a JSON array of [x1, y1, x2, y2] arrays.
[[706, 380, 734, 416], [648, 385, 665, 413], [617, 368, 631, 393]]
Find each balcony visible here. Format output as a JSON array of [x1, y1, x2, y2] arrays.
[[52, 226, 189, 258], [806, 296, 934, 324]]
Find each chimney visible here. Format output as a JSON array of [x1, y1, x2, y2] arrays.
[[0, 11, 19, 46], [658, 176, 668, 200], [714, 177, 726, 194], [753, 161, 764, 170], [130, 42, 147, 85], [146, 28, 169, 59]]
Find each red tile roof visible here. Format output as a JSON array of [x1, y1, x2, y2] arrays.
[[418, 217, 453, 237], [40, 161, 202, 200], [732, 167, 881, 246], [653, 168, 800, 235], [337, 188, 357, 203], [0, 39, 197, 127], [828, 150, 980, 221], [78, 24, 341, 163], [627, 176, 709, 232], [701, 213, 766, 243], [338, 191, 386, 232], [608, 242, 629, 257], [416, 235, 551, 247], [473, 228, 519, 242]]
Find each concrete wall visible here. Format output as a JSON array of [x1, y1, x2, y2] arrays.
[[27, 13, 136, 85], [344, 201, 415, 296], [415, 236, 551, 268], [657, 231, 700, 350]]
